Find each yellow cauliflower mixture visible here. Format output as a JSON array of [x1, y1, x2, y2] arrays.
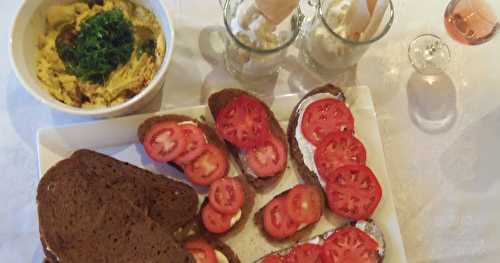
[[37, 0, 166, 108]]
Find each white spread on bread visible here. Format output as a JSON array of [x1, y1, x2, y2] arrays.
[[178, 121, 197, 126], [230, 209, 242, 227], [294, 92, 343, 188], [355, 220, 385, 256], [238, 151, 260, 178], [215, 249, 230, 263]]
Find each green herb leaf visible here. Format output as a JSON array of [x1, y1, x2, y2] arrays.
[[56, 9, 134, 84]]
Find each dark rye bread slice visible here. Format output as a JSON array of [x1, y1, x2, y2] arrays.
[[37, 150, 197, 263], [287, 84, 346, 188], [254, 220, 385, 263], [69, 150, 198, 234], [195, 175, 255, 237], [208, 89, 288, 190], [183, 235, 241, 263], [253, 185, 325, 242]]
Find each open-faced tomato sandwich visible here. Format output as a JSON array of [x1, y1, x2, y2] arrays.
[[288, 84, 383, 221], [183, 235, 241, 263], [254, 184, 324, 241], [255, 220, 386, 263], [208, 89, 288, 190], [138, 115, 255, 236]]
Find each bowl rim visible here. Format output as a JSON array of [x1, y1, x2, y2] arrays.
[[8, 0, 176, 116]]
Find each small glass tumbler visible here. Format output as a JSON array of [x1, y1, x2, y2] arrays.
[[220, 0, 304, 80], [301, 0, 394, 70]]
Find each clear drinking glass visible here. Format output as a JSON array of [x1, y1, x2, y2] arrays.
[[408, 0, 498, 74], [219, 0, 304, 80], [301, 0, 394, 70]]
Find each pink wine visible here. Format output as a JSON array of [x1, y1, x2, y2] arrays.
[[444, 0, 498, 45]]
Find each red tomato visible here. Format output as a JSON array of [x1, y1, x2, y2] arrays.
[[263, 197, 299, 239], [201, 204, 232, 234], [301, 98, 354, 145], [285, 185, 322, 224], [208, 177, 245, 214], [174, 124, 207, 164], [321, 226, 379, 263], [262, 254, 286, 263], [184, 239, 217, 263], [325, 165, 382, 220], [215, 95, 271, 149], [143, 122, 187, 162], [285, 243, 322, 263], [246, 135, 287, 177], [184, 144, 228, 186], [314, 132, 366, 180]]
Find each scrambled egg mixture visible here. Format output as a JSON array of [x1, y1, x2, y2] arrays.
[[37, 0, 166, 108]]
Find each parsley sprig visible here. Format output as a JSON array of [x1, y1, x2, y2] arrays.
[[57, 9, 134, 84]]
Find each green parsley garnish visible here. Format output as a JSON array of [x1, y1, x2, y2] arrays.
[[57, 9, 134, 84]]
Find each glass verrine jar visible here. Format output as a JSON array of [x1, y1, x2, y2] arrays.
[[302, 0, 394, 70], [220, 0, 304, 80]]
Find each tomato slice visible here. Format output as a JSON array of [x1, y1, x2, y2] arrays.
[[314, 132, 366, 180], [301, 98, 354, 145], [184, 144, 228, 186], [321, 226, 379, 263], [285, 185, 322, 224], [208, 177, 245, 214], [184, 238, 217, 263], [201, 204, 232, 234], [263, 197, 299, 239], [262, 254, 286, 263], [285, 243, 322, 263], [325, 165, 382, 220], [246, 135, 287, 177], [143, 122, 187, 162], [174, 124, 207, 164], [216, 95, 271, 150]]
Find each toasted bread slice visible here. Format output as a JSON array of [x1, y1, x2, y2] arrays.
[[208, 89, 288, 190], [253, 185, 324, 242], [254, 220, 385, 262], [37, 150, 197, 263], [195, 175, 255, 237], [183, 235, 241, 263], [287, 84, 346, 188]]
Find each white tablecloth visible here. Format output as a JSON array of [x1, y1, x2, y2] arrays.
[[1, 0, 499, 262]]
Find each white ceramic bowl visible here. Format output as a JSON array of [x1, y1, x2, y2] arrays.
[[9, 0, 175, 118]]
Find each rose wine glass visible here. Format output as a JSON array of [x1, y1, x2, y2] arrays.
[[409, 0, 498, 74], [445, 0, 498, 45]]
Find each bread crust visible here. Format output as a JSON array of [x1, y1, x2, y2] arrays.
[[208, 89, 288, 190], [287, 84, 345, 189], [253, 185, 325, 242]]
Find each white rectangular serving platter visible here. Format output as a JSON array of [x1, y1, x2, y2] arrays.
[[37, 86, 407, 263]]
